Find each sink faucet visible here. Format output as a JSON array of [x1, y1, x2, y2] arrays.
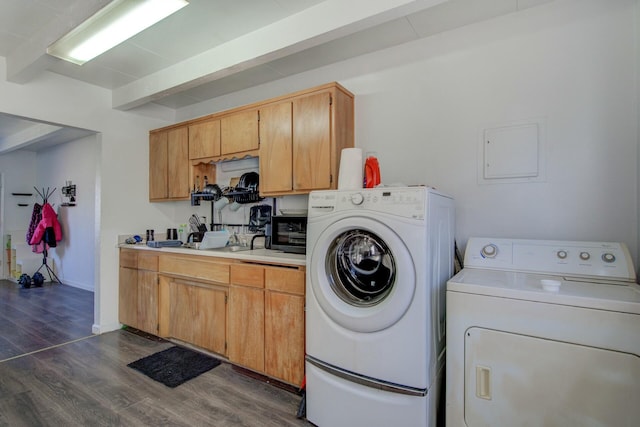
[[229, 231, 238, 246], [251, 233, 267, 250]]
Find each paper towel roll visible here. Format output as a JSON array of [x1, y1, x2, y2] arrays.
[[338, 148, 363, 190]]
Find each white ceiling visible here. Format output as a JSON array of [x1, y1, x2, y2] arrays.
[[0, 0, 554, 152]]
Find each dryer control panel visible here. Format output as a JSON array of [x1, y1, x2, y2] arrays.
[[464, 237, 636, 281]]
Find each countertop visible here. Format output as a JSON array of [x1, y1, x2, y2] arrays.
[[118, 243, 306, 267]]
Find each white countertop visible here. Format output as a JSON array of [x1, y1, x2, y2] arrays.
[[119, 243, 306, 267]]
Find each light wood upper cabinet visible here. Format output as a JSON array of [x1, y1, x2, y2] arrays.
[[293, 91, 332, 191], [149, 131, 168, 200], [189, 120, 220, 159], [259, 102, 293, 194], [149, 127, 190, 201], [259, 84, 354, 196], [149, 82, 353, 199], [221, 110, 259, 156], [167, 127, 189, 199]]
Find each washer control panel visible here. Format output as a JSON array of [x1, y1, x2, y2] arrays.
[[307, 187, 448, 220], [464, 237, 636, 281]]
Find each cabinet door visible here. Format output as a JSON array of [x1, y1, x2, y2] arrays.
[[228, 286, 264, 372], [265, 291, 305, 386], [189, 120, 221, 159], [259, 102, 293, 194], [118, 267, 138, 327], [168, 279, 228, 356], [149, 131, 168, 200], [168, 279, 194, 343], [167, 127, 189, 199], [221, 110, 259, 155], [137, 270, 158, 335], [192, 285, 227, 355], [293, 92, 332, 191]]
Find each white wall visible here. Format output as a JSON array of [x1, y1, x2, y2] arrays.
[[0, 61, 172, 333], [178, 0, 639, 270], [0, 0, 637, 332], [0, 150, 36, 233], [35, 135, 98, 291]]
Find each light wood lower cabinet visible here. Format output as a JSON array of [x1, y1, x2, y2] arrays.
[[228, 285, 264, 371], [228, 263, 305, 386], [137, 270, 159, 334], [168, 278, 227, 355], [265, 268, 305, 387], [118, 249, 159, 335], [119, 249, 304, 385], [118, 263, 138, 327], [228, 263, 265, 372]]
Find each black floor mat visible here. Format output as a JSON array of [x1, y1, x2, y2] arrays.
[[127, 346, 221, 388]]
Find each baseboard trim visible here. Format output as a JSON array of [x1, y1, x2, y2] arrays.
[[58, 279, 94, 292], [92, 322, 122, 335]]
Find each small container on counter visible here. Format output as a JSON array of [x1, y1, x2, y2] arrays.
[[178, 224, 188, 242]]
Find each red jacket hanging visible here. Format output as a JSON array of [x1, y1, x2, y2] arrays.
[[29, 203, 62, 247]]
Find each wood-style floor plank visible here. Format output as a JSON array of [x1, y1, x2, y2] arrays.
[[0, 279, 311, 426], [0, 280, 94, 360]]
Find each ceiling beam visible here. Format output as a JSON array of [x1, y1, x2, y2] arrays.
[[0, 122, 62, 153], [112, 0, 448, 110]]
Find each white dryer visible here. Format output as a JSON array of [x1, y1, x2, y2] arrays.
[[446, 238, 640, 427], [305, 187, 455, 427]]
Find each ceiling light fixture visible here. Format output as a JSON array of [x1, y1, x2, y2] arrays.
[[47, 0, 189, 65]]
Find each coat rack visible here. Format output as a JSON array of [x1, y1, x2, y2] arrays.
[[32, 186, 62, 284]]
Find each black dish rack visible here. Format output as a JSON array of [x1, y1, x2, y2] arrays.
[[226, 190, 263, 204], [191, 189, 263, 206]]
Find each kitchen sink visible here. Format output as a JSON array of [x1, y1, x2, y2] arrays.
[[207, 245, 251, 253]]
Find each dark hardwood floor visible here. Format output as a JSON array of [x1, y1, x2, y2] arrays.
[[0, 280, 94, 361], [0, 280, 311, 426]]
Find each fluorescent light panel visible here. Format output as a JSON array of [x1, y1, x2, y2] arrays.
[[47, 0, 189, 65]]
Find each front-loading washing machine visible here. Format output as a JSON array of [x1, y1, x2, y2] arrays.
[[446, 237, 640, 426], [305, 187, 455, 427]]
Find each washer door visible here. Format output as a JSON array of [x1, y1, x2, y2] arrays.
[[309, 216, 415, 332]]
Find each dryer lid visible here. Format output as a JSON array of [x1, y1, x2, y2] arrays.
[[448, 268, 640, 314]]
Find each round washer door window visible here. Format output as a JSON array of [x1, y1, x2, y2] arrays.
[[326, 229, 396, 307], [309, 216, 415, 333]]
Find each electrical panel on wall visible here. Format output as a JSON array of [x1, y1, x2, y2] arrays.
[[477, 118, 546, 185]]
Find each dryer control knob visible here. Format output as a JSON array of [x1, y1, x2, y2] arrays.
[[579, 251, 590, 261], [481, 244, 498, 258], [350, 193, 364, 205], [557, 250, 568, 260], [602, 253, 616, 263]]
